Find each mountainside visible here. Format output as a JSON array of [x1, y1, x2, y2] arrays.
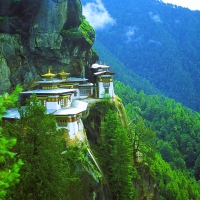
[[93, 40, 161, 95], [82, 0, 200, 111], [0, 0, 97, 93], [1, 1, 200, 200], [114, 80, 200, 199]]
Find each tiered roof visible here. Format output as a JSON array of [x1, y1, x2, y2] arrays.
[[91, 63, 115, 76]]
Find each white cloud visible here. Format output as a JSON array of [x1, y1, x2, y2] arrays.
[[82, 0, 116, 30], [149, 12, 162, 23], [161, 0, 200, 11], [125, 26, 139, 42], [148, 39, 162, 45]]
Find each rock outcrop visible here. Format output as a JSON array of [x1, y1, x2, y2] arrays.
[[0, 0, 98, 93]]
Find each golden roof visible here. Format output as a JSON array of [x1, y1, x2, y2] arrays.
[[58, 70, 70, 76], [42, 69, 56, 79], [58, 70, 70, 81]]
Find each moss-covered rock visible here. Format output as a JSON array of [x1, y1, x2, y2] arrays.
[[0, 0, 98, 92]]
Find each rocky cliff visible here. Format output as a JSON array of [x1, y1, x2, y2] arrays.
[[0, 0, 98, 93], [83, 99, 160, 200]]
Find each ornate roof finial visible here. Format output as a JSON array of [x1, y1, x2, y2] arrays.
[[58, 70, 70, 81], [42, 67, 56, 81]]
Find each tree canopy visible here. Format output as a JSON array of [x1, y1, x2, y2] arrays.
[[0, 85, 23, 199]]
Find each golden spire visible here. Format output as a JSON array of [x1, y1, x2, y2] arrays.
[[58, 70, 70, 81], [42, 68, 56, 81]]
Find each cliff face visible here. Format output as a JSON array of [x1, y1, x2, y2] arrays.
[[83, 99, 159, 200], [0, 0, 97, 93]]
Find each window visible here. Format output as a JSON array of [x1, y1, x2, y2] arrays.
[[103, 82, 110, 88], [103, 78, 110, 88], [80, 89, 89, 96], [56, 118, 68, 126], [61, 98, 68, 107], [63, 98, 68, 107], [74, 91, 77, 96], [40, 100, 46, 106]]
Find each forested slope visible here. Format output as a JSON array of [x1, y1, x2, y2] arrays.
[[115, 80, 200, 180], [1, 0, 200, 199], [93, 40, 160, 95], [82, 0, 200, 112], [115, 80, 200, 199], [2, 84, 200, 199]]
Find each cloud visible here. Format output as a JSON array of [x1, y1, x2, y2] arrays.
[[148, 12, 162, 23], [125, 26, 139, 42], [162, 0, 200, 11], [148, 39, 162, 45], [82, 0, 116, 30]]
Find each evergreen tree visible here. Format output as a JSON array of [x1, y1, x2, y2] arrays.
[[0, 85, 23, 199], [130, 116, 156, 166], [4, 94, 69, 200], [194, 155, 200, 180], [101, 109, 135, 200]]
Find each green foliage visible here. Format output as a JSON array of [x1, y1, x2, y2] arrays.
[[152, 154, 200, 200], [114, 80, 200, 198], [101, 91, 111, 99], [61, 28, 78, 35], [3, 94, 69, 200], [130, 116, 156, 166], [115, 80, 200, 173], [115, 95, 122, 103], [93, 41, 160, 96], [64, 144, 102, 199], [194, 155, 200, 180], [91, 49, 98, 55], [0, 16, 5, 24], [79, 16, 95, 45], [62, 16, 95, 46], [0, 85, 23, 199], [100, 109, 136, 199], [0, 85, 22, 119], [91, 0, 200, 111], [0, 138, 23, 199], [3, 94, 103, 199]]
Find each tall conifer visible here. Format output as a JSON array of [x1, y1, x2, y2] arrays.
[[4, 94, 69, 200], [0, 85, 23, 199], [101, 109, 135, 199]]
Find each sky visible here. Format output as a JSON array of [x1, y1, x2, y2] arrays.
[[161, 0, 200, 11], [82, 0, 115, 30], [82, 0, 200, 30]]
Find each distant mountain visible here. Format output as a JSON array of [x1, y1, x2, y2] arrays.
[[82, 0, 200, 112], [93, 40, 161, 95]]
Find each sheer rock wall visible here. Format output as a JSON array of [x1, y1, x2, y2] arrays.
[[0, 0, 97, 93]]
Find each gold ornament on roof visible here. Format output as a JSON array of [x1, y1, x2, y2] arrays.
[[58, 70, 70, 81], [42, 68, 56, 81]]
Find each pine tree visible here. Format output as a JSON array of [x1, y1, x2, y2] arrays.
[[3, 94, 69, 200], [0, 85, 23, 199], [101, 109, 135, 200], [194, 155, 200, 180]]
